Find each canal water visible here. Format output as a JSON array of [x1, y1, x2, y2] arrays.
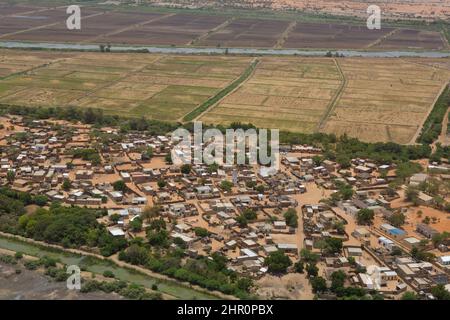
[[1, 41, 449, 58], [0, 236, 218, 300]]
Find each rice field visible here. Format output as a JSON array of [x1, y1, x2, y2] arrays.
[[322, 58, 450, 143], [0, 50, 449, 144], [200, 57, 342, 133], [0, 50, 252, 121], [200, 56, 450, 143]]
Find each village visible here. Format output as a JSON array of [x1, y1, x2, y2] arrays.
[[0, 114, 449, 300]]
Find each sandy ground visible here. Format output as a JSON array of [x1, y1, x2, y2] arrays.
[[255, 273, 314, 300], [404, 206, 450, 234]]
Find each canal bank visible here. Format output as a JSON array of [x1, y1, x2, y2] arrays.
[[0, 233, 227, 300], [0, 41, 449, 58]]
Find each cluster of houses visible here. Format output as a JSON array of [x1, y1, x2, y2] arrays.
[[1, 115, 449, 299]]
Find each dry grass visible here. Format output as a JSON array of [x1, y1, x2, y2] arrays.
[[0, 50, 252, 120], [0, 50, 449, 143]]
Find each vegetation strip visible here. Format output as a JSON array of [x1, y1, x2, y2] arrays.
[[417, 84, 450, 144], [0, 233, 222, 300], [182, 59, 259, 122], [317, 58, 346, 131]]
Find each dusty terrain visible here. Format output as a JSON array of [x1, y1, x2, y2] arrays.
[[0, 261, 124, 300], [148, 0, 450, 20]]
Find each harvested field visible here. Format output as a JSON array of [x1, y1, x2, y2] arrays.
[[201, 56, 450, 143], [0, 4, 50, 17], [197, 18, 290, 48], [322, 58, 450, 143], [1, 10, 153, 42], [0, 50, 252, 121], [374, 29, 446, 50], [200, 57, 342, 133], [102, 14, 228, 46], [0, 3, 444, 50], [0, 8, 70, 37], [283, 23, 395, 49], [0, 49, 449, 144]]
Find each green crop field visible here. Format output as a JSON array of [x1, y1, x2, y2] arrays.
[[0, 50, 252, 121]]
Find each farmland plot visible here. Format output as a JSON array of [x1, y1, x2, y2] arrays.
[[198, 18, 290, 48], [322, 58, 450, 143], [0, 50, 252, 121], [200, 57, 342, 132]]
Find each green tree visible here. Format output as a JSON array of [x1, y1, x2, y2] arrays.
[[120, 245, 149, 265], [306, 263, 319, 277], [142, 146, 154, 160], [300, 249, 319, 264], [207, 163, 219, 173], [157, 180, 166, 189], [62, 178, 72, 191], [6, 170, 15, 183], [294, 261, 304, 273], [330, 270, 346, 292], [113, 180, 126, 192], [405, 186, 419, 203], [356, 208, 374, 225], [165, 153, 172, 164], [180, 164, 192, 174], [242, 208, 257, 220], [34, 195, 48, 206], [236, 214, 248, 227], [431, 284, 450, 300], [336, 154, 351, 169], [220, 180, 233, 192], [311, 276, 327, 293], [388, 212, 406, 227], [194, 227, 209, 238], [322, 238, 343, 255], [401, 291, 419, 300], [129, 218, 143, 232], [103, 270, 115, 278], [283, 208, 298, 228], [264, 251, 292, 274], [396, 162, 422, 181], [255, 185, 265, 194], [432, 231, 450, 247], [110, 213, 121, 224], [147, 229, 169, 247]]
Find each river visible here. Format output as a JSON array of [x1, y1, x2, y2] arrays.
[[0, 236, 219, 300], [0, 41, 449, 58]]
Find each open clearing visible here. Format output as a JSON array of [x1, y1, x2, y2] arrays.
[[0, 50, 449, 144]]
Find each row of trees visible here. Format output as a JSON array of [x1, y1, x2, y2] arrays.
[[119, 244, 254, 299], [1, 105, 441, 167]]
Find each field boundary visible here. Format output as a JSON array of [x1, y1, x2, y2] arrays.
[[182, 58, 259, 122], [274, 21, 297, 49], [440, 29, 450, 50], [365, 28, 400, 49], [83, 13, 176, 44], [189, 17, 235, 46], [412, 82, 450, 144], [64, 55, 167, 108], [0, 11, 106, 40], [317, 58, 346, 131]]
